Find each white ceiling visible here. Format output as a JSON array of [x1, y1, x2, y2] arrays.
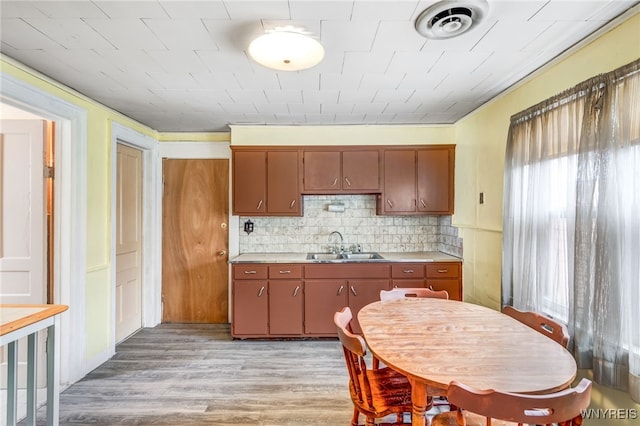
[[1, 0, 638, 132]]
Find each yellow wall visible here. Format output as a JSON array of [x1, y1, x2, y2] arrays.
[[0, 57, 157, 361], [454, 12, 640, 309]]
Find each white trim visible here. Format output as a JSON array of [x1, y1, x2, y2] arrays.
[[110, 123, 161, 346], [1, 72, 87, 386]]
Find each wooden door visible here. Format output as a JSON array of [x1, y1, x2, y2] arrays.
[[232, 151, 266, 214], [115, 144, 142, 341], [417, 148, 453, 213], [342, 150, 380, 191], [382, 150, 417, 213], [267, 151, 301, 215], [162, 159, 229, 323]]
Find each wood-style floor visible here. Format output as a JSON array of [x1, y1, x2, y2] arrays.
[[27, 324, 359, 425]]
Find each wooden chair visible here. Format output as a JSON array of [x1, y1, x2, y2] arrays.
[[334, 307, 414, 425], [380, 287, 449, 301], [502, 306, 570, 348], [431, 378, 592, 426]]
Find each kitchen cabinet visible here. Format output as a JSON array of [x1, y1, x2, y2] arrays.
[[378, 146, 455, 215], [304, 263, 390, 335], [268, 265, 303, 335], [232, 265, 269, 336], [232, 148, 302, 216], [390, 263, 425, 288], [232, 264, 303, 337], [426, 263, 462, 301], [303, 149, 380, 193]]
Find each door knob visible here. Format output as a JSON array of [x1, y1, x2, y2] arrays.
[[218, 250, 227, 256]]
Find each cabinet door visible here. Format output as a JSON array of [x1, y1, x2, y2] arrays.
[[233, 151, 266, 214], [417, 148, 454, 213], [391, 279, 425, 289], [342, 150, 380, 191], [232, 280, 268, 336], [304, 280, 348, 335], [382, 150, 416, 213], [347, 279, 390, 334], [426, 279, 461, 301], [269, 280, 303, 335], [267, 151, 301, 215], [303, 151, 341, 191]]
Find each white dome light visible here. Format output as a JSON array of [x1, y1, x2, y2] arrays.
[[248, 30, 325, 71]]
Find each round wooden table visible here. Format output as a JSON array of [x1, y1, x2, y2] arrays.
[[358, 298, 577, 426]]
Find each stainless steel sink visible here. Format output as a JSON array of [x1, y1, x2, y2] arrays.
[[306, 252, 384, 261], [342, 252, 383, 260], [306, 253, 343, 261]]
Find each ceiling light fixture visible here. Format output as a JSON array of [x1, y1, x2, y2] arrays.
[[415, 0, 489, 39], [247, 27, 324, 71]]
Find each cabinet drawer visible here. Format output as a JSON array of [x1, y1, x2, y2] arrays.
[[268, 264, 303, 279], [305, 263, 390, 279], [426, 263, 460, 279], [233, 264, 268, 279], [391, 264, 425, 279]]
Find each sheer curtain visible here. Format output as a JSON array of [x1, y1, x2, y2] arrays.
[[502, 59, 640, 402]]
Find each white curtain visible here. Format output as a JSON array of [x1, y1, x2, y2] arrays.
[[502, 59, 640, 402]]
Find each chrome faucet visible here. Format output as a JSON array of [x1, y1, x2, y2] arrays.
[[328, 231, 344, 253]]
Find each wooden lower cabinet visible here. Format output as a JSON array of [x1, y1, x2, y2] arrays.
[[426, 263, 462, 301], [232, 261, 460, 338]]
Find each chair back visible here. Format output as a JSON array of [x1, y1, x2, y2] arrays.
[[380, 287, 449, 301], [334, 307, 372, 407], [446, 378, 592, 425], [502, 306, 570, 348]]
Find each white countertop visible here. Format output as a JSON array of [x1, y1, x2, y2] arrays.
[[229, 251, 461, 263]]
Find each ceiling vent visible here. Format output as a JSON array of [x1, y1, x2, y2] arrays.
[[415, 0, 489, 39]]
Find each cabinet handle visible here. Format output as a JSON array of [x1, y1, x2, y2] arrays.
[[289, 199, 296, 209], [387, 199, 393, 208], [437, 269, 448, 273], [344, 177, 351, 186], [218, 250, 227, 256], [244, 270, 257, 274], [332, 177, 338, 186], [403, 269, 414, 274], [293, 286, 300, 297], [429, 285, 434, 290], [257, 286, 265, 297], [337, 285, 344, 296], [393, 284, 399, 288], [256, 199, 263, 210], [420, 199, 427, 208], [350, 286, 357, 296], [279, 270, 291, 274]]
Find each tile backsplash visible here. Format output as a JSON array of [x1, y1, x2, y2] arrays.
[[239, 195, 463, 257]]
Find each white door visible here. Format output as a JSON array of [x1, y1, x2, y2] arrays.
[[115, 143, 142, 342], [0, 119, 47, 387]]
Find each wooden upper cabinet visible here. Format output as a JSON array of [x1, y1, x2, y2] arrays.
[[232, 148, 302, 216], [303, 149, 380, 193], [379, 145, 455, 215], [233, 150, 267, 214], [417, 148, 453, 213]]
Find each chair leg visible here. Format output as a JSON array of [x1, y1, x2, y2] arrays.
[[366, 417, 375, 426], [351, 408, 359, 426]]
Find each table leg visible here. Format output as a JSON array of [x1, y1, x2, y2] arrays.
[[27, 333, 38, 426], [7, 341, 18, 426], [410, 379, 428, 426]]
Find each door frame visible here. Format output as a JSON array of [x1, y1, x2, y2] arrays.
[[110, 123, 160, 346], [1, 72, 88, 385]]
